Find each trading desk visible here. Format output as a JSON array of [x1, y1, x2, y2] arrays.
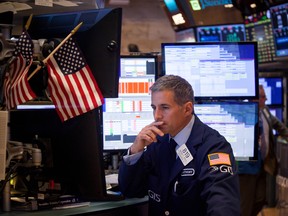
[[1, 197, 148, 216]]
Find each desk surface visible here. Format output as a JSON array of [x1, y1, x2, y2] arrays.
[[1, 197, 148, 216]]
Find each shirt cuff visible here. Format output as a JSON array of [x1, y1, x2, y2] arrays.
[[123, 148, 143, 165]]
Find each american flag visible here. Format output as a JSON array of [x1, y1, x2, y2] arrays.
[[46, 37, 104, 122], [4, 30, 36, 109], [208, 153, 231, 166]]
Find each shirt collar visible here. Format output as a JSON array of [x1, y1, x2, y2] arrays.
[[172, 114, 195, 147]]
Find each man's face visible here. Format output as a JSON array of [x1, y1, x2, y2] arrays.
[[151, 90, 193, 137], [259, 87, 267, 109]]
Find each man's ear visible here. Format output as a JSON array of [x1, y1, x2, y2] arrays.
[[184, 102, 193, 115]]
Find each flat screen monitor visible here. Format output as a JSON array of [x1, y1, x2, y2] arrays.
[[24, 7, 122, 98], [175, 28, 196, 42], [102, 55, 157, 151], [161, 42, 259, 100], [196, 23, 246, 42], [244, 10, 276, 63], [269, 2, 288, 59], [10, 8, 124, 202], [195, 101, 259, 161], [258, 77, 283, 105]]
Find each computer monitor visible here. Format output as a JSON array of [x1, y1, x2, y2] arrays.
[[269, 2, 288, 60], [102, 55, 157, 151], [175, 27, 196, 42], [196, 23, 246, 42], [244, 10, 276, 63], [24, 7, 122, 98], [9, 7, 123, 202], [161, 42, 259, 100], [194, 101, 259, 161], [258, 77, 283, 105]]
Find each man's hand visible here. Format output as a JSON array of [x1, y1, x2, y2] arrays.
[[130, 121, 164, 154]]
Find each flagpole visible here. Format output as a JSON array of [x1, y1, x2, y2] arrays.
[[25, 14, 33, 31], [27, 22, 83, 81]]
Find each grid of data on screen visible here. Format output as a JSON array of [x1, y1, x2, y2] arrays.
[[194, 102, 258, 160], [244, 10, 276, 63], [163, 43, 257, 99], [102, 57, 156, 150]]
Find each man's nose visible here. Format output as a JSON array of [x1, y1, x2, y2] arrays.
[[154, 108, 162, 120]]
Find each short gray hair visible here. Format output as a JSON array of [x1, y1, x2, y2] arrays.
[[150, 75, 194, 105]]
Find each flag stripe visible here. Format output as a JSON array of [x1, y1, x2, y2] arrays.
[[74, 71, 90, 112], [47, 58, 76, 120], [82, 66, 103, 107], [68, 73, 86, 114], [47, 76, 69, 121], [15, 59, 34, 104], [3, 30, 36, 109], [5, 56, 35, 109]]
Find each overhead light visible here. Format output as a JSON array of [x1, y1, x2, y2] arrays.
[[190, 0, 201, 11], [250, 3, 256, 8], [109, 0, 130, 5], [224, 4, 234, 8], [172, 13, 185, 25]]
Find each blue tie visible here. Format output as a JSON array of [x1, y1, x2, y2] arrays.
[[169, 138, 177, 160]]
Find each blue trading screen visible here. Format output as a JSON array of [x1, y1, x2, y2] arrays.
[[270, 2, 288, 57], [195, 102, 258, 161], [259, 77, 283, 105], [196, 24, 246, 42], [200, 0, 232, 9], [162, 42, 258, 100]]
